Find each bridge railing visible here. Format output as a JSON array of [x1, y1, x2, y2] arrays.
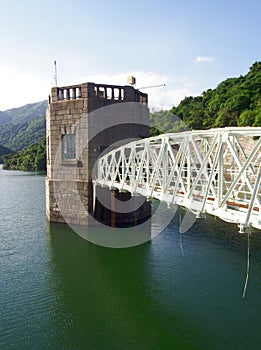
[[94, 127, 261, 231]]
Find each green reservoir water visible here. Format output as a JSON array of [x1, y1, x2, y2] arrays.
[[1, 165, 261, 349]]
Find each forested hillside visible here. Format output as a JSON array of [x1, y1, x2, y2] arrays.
[[0, 144, 14, 164], [0, 101, 47, 151], [0, 100, 47, 124], [3, 139, 46, 171], [151, 61, 261, 133], [0, 111, 12, 124], [0, 100, 47, 170], [0, 117, 46, 151]]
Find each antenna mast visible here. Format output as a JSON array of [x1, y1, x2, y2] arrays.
[[138, 84, 166, 90], [54, 60, 58, 87]]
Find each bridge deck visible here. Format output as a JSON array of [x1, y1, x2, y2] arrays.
[[94, 127, 261, 232]]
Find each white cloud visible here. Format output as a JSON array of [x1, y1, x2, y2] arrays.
[[193, 55, 215, 63], [0, 62, 51, 111], [0, 67, 201, 111]]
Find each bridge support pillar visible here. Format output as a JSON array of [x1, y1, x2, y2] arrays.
[[110, 189, 116, 228]]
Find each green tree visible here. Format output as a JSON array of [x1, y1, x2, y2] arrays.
[[3, 138, 46, 171]]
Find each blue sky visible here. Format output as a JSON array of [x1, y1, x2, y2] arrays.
[[0, 0, 260, 110]]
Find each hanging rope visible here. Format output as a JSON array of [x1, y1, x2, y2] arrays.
[[242, 229, 251, 298]]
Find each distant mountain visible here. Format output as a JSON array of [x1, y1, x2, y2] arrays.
[[0, 144, 15, 164], [0, 111, 12, 124], [0, 117, 46, 152], [0, 100, 48, 125], [0, 100, 47, 151]]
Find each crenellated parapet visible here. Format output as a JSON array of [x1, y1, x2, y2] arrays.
[[49, 83, 148, 105]]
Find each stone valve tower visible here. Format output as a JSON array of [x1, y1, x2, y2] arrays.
[[46, 82, 150, 226]]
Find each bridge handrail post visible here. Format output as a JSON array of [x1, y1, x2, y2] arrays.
[[217, 140, 224, 206], [130, 143, 136, 191], [96, 156, 103, 182], [244, 165, 261, 227], [162, 137, 169, 195], [145, 142, 150, 193]]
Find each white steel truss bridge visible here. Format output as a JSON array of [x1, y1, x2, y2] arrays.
[[94, 127, 261, 232]]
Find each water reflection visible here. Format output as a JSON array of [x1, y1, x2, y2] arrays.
[[46, 209, 261, 349], [46, 222, 201, 349]]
